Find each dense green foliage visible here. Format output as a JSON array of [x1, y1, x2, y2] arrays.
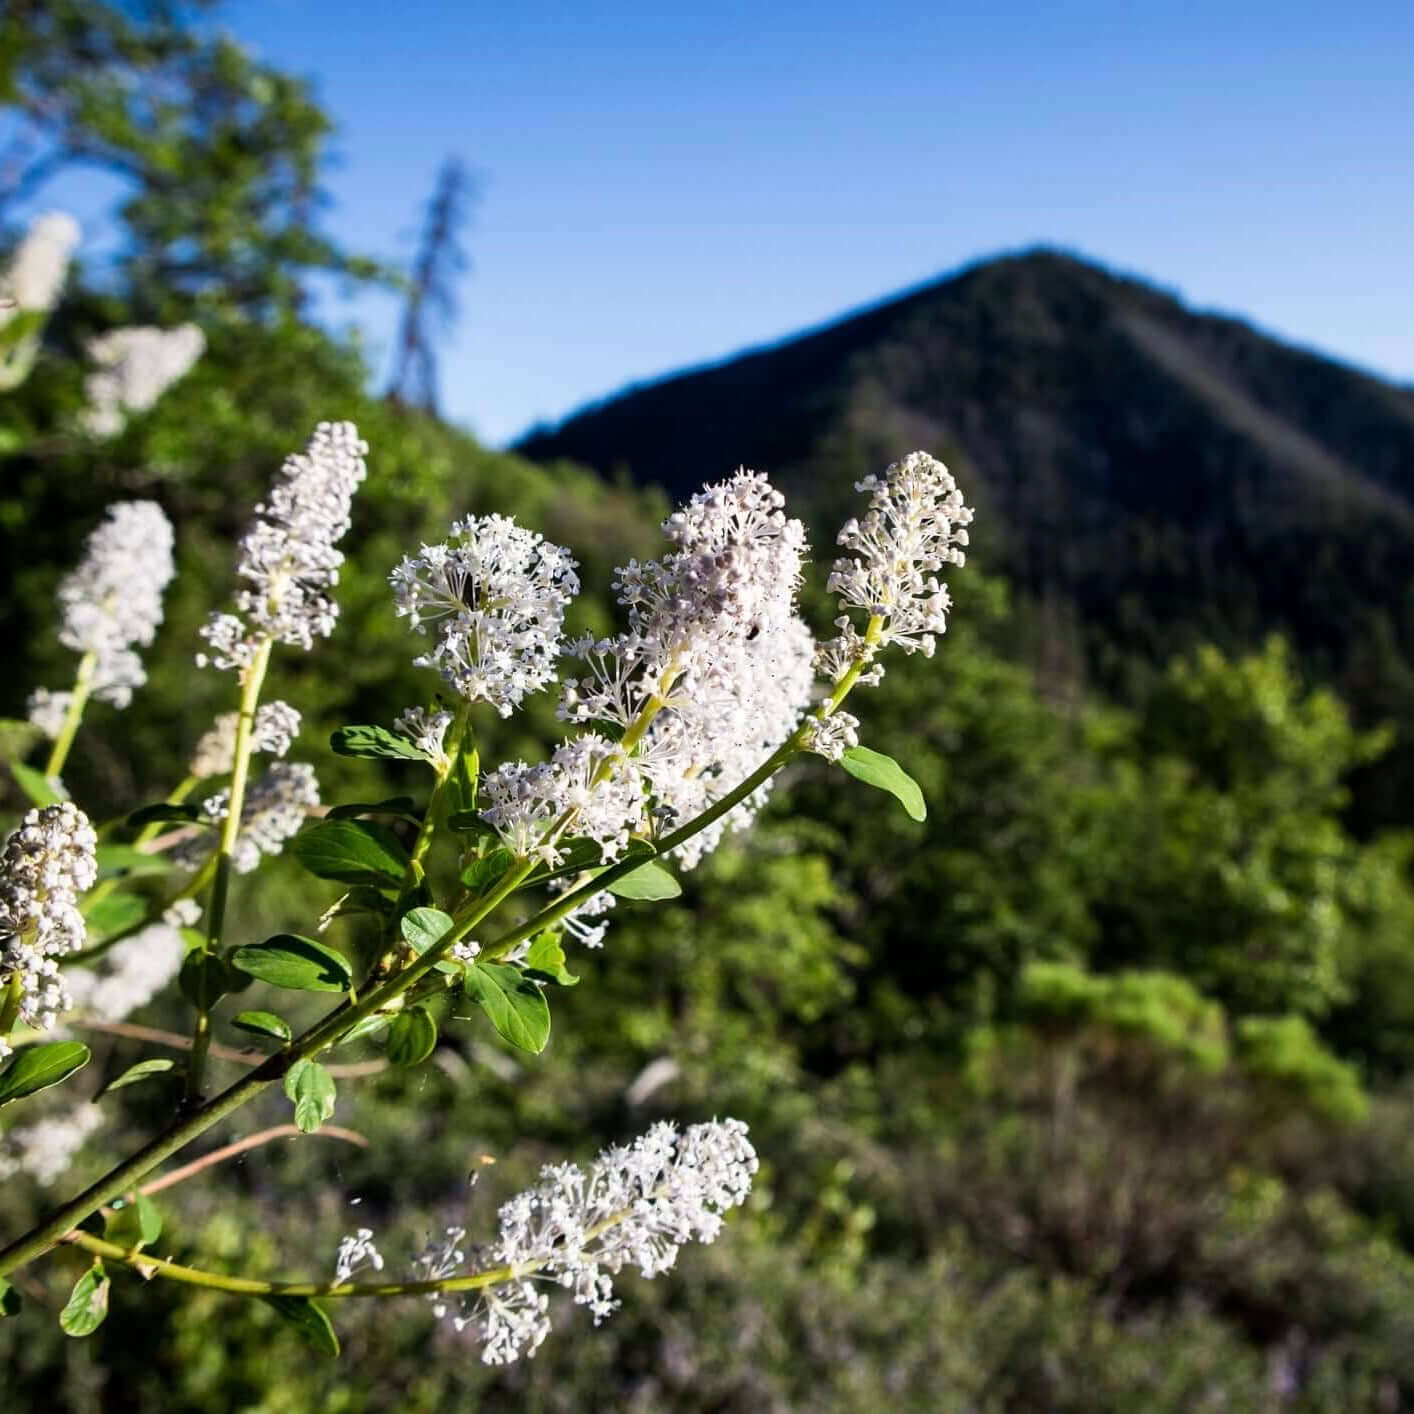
[[5, 5, 1414, 1408]]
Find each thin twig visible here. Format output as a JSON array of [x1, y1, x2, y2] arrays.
[[138, 1124, 369, 1198], [73, 1018, 389, 1078]]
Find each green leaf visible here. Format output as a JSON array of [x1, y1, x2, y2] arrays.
[[291, 819, 410, 886], [386, 1006, 438, 1067], [285, 1059, 337, 1133], [446, 809, 493, 835], [60, 1264, 110, 1337], [106, 1191, 162, 1248], [231, 1010, 292, 1042], [93, 844, 173, 880], [98, 1058, 178, 1096], [336, 1012, 392, 1045], [459, 848, 515, 894], [263, 1294, 340, 1356], [231, 935, 353, 993], [179, 951, 233, 1010], [524, 931, 580, 987], [0, 1041, 91, 1107], [460, 963, 551, 1053], [330, 724, 426, 762], [126, 801, 205, 828], [0, 1275, 20, 1318], [11, 760, 67, 807], [605, 859, 681, 901], [327, 796, 418, 821], [400, 906, 454, 954], [83, 891, 148, 941], [838, 745, 927, 822]]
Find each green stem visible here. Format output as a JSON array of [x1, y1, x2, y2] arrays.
[[66, 1228, 520, 1298], [65, 1197, 638, 1301], [188, 638, 274, 1104], [42, 651, 97, 780]]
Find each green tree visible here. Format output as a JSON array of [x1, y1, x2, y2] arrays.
[[0, 0, 387, 320]]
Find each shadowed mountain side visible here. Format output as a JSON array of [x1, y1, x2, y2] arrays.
[[519, 252, 1414, 775]]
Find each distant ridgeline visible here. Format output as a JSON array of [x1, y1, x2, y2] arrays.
[[518, 250, 1414, 827]]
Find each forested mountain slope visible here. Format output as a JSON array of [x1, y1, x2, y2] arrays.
[[521, 252, 1414, 796]]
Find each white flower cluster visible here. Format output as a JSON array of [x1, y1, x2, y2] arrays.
[[479, 472, 815, 911], [31, 500, 176, 713], [407, 1118, 757, 1365], [817, 451, 973, 678], [81, 323, 205, 439], [334, 1228, 385, 1283], [64, 921, 186, 1022], [480, 734, 644, 867], [391, 514, 579, 716], [198, 422, 368, 672], [188, 700, 302, 779], [181, 762, 320, 874], [561, 471, 807, 731], [556, 884, 615, 950], [393, 707, 455, 772], [0, 211, 80, 318], [0, 804, 98, 1057], [638, 610, 816, 867], [804, 709, 860, 765]]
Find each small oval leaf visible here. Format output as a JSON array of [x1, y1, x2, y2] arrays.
[[291, 819, 410, 886], [98, 1058, 179, 1096], [459, 848, 515, 894], [231, 936, 353, 993], [523, 931, 580, 987], [838, 745, 927, 822], [459, 963, 551, 1053], [106, 1190, 163, 1248], [179, 951, 232, 1010], [284, 1059, 337, 1133], [605, 859, 681, 901], [60, 1264, 110, 1337], [263, 1294, 340, 1356], [399, 906, 454, 955], [386, 1006, 438, 1067], [330, 724, 427, 761], [0, 1041, 91, 1107], [231, 1010, 293, 1042]]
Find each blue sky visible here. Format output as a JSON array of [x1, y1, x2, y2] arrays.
[[25, 1, 1414, 446]]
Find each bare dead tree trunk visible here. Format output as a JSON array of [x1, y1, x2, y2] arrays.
[[386, 156, 473, 416]]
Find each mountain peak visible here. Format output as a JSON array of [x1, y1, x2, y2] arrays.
[[519, 250, 1414, 749]]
